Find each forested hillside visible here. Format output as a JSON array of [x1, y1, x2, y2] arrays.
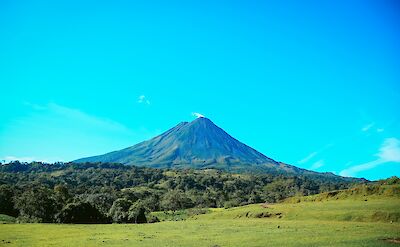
[[0, 161, 362, 223]]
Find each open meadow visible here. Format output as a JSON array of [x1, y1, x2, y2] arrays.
[[1, 189, 399, 247]]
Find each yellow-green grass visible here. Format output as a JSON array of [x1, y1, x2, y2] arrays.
[[1, 195, 399, 246], [0, 219, 398, 247], [199, 198, 400, 223]]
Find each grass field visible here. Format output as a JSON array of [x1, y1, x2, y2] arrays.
[[1, 190, 399, 246]]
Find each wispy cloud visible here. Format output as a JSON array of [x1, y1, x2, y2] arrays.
[[361, 123, 375, 132], [298, 152, 318, 164], [340, 137, 400, 177], [138, 95, 150, 105], [47, 103, 131, 133], [309, 160, 324, 170], [22, 101, 46, 110], [361, 122, 385, 133], [297, 143, 333, 165], [20, 102, 133, 136], [1, 102, 154, 162], [192, 112, 205, 118], [1, 156, 63, 163]]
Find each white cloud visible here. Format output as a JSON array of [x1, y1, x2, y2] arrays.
[[138, 95, 150, 105], [309, 160, 324, 170], [361, 123, 375, 132], [192, 112, 205, 118], [1, 156, 63, 163], [298, 152, 318, 164], [339, 137, 400, 177], [2, 156, 36, 163], [377, 128, 384, 133], [378, 138, 400, 162]]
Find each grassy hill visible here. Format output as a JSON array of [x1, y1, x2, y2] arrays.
[[0, 183, 398, 246]]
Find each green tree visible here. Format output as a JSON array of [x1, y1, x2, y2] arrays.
[[0, 185, 18, 216], [160, 190, 193, 211], [80, 193, 116, 215], [108, 198, 132, 223], [128, 200, 147, 224], [56, 201, 109, 223], [54, 184, 71, 205], [140, 195, 160, 212], [15, 187, 58, 222]]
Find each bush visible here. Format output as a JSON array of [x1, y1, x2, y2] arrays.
[[0, 214, 16, 223], [224, 200, 240, 209], [187, 208, 209, 216], [127, 200, 147, 224], [108, 198, 132, 223], [146, 215, 160, 223], [77, 193, 116, 215], [0, 185, 18, 216], [382, 176, 400, 185], [56, 202, 109, 223], [15, 187, 59, 223]]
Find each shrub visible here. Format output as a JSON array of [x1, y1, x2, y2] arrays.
[[127, 200, 147, 224], [15, 187, 59, 223], [56, 202, 109, 223], [108, 198, 132, 223], [224, 200, 240, 209], [146, 215, 160, 223], [0, 185, 18, 216], [187, 208, 209, 216]]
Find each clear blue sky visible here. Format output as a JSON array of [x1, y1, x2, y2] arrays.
[[1, 0, 399, 180]]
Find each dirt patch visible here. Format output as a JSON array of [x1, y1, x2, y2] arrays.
[[327, 191, 339, 197], [255, 212, 272, 218], [381, 238, 400, 244], [254, 212, 282, 218]]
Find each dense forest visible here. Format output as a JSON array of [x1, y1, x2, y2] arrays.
[[0, 161, 364, 224]]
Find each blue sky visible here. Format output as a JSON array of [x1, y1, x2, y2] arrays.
[[1, 0, 399, 180]]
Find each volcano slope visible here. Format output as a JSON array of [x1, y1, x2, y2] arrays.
[[75, 117, 360, 182]]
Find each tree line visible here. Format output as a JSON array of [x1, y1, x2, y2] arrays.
[[0, 161, 360, 224]]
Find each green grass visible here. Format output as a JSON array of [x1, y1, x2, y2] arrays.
[[1, 188, 399, 246], [202, 198, 399, 223], [0, 219, 398, 247]]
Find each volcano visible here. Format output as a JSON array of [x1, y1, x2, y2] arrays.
[[75, 117, 278, 168], [74, 117, 354, 178]]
